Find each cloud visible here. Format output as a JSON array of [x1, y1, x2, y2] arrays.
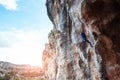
[[0, 0, 18, 10], [0, 31, 17, 47], [0, 28, 51, 67]]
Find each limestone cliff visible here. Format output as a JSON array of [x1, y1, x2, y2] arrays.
[[42, 0, 120, 80]]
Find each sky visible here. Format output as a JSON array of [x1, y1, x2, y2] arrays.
[[0, 0, 53, 67]]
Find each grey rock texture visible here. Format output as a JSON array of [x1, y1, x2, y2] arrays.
[[42, 0, 120, 80]]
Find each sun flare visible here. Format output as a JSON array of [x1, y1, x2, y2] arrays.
[[0, 28, 51, 68]]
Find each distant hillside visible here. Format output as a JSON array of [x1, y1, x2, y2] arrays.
[[0, 61, 45, 80]]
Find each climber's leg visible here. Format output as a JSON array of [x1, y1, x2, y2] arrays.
[[86, 40, 93, 47], [79, 41, 85, 47]]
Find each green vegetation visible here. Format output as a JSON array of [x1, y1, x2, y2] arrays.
[[40, 78, 45, 80], [48, 30, 55, 37], [0, 70, 45, 80], [0, 61, 45, 80]]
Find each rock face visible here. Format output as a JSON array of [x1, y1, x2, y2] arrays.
[[42, 0, 120, 80]]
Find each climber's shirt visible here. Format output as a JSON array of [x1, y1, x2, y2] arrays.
[[81, 32, 87, 42], [80, 32, 93, 47]]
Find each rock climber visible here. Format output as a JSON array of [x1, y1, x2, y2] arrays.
[[80, 32, 93, 47]]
